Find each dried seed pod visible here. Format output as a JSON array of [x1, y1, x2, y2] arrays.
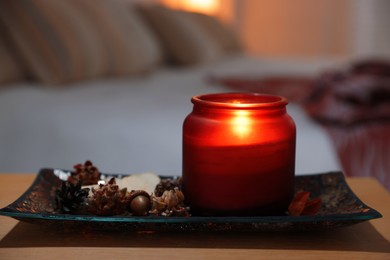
[[127, 190, 151, 216], [128, 190, 150, 201], [130, 195, 151, 216]]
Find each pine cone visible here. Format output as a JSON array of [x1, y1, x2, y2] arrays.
[[87, 178, 131, 216], [55, 181, 90, 213], [68, 160, 101, 185]]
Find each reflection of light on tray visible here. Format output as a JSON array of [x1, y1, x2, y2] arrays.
[[53, 169, 71, 181], [0, 169, 382, 233]]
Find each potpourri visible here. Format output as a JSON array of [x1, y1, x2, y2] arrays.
[[56, 160, 321, 217], [55, 160, 190, 217]]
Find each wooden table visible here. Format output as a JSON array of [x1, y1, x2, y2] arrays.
[[1, 174, 390, 259]]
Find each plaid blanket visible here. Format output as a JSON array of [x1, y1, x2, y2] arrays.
[[210, 59, 390, 190]]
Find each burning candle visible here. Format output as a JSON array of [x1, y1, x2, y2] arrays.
[[182, 93, 296, 216]]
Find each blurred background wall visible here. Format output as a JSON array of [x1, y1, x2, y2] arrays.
[[158, 0, 390, 58]]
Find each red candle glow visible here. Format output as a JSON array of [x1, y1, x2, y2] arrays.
[[182, 93, 296, 216]]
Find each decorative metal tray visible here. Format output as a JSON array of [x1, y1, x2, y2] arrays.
[[0, 169, 382, 232]]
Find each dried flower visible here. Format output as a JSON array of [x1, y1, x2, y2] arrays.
[[68, 160, 101, 185]]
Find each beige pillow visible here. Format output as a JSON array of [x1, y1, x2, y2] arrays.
[[0, 0, 163, 85], [188, 12, 241, 53], [138, 5, 223, 65]]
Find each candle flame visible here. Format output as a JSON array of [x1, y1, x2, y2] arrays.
[[232, 110, 251, 138]]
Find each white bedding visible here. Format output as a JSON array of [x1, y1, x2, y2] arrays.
[[0, 55, 341, 175]]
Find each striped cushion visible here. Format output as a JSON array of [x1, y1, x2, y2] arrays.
[[0, 34, 24, 85], [188, 12, 241, 53], [138, 5, 223, 65], [0, 0, 162, 84]]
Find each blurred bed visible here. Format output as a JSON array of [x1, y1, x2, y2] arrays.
[[0, 54, 342, 176]]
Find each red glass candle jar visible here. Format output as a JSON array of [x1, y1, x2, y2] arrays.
[[182, 93, 296, 216]]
